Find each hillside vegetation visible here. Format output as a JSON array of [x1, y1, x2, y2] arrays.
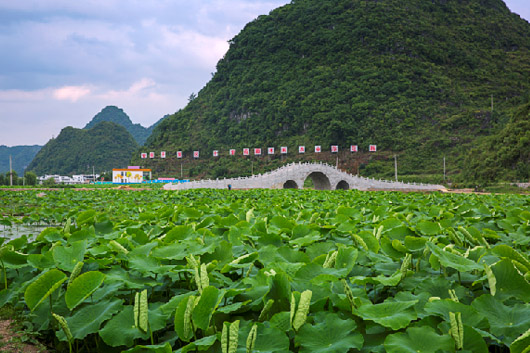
[[142, 0, 530, 182], [85, 106, 164, 146], [27, 122, 138, 175], [0, 145, 41, 175]]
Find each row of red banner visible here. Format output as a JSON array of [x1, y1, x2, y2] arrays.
[[141, 145, 377, 159]]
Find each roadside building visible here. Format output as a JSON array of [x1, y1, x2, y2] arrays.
[[112, 167, 152, 184]]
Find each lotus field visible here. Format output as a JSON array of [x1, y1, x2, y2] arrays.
[[0, 189, 529, 353]]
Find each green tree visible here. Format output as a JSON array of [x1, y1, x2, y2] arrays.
[[25, 171, 37, 186], [43, 177, 56, 187]]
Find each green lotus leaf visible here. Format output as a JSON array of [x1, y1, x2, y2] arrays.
[[27, 252, 55, 270], [269, 311, 291, 332], [177, 335, 217, 353], [295, 311, 363, 352], [492, 245, 530, 271], [491, 258, 530, 302], [165, 225, 194, 242], [128, 254, 161, 275], [472, 294, 530, 345], [357, 230, 380, 253], [0, 249, 28, 269], [239, 324, 290, 353], [52, 240, 87, 272], [192, 285, 222, 330], [426, 242, 482, 272], [24, 269, 67, 311], [269, 215, 295, 230], [510, 327, 530, 353], [384, 326, 454, 353], [123, 342, 173, 353], [65, 271, 105, 310], [416, 221, 440, 236], [57, 298, 123, 341], [99, 305, 148, 347], [423, 299, 487, 329], [404, 236, 427, 252], [76, 209, 96, 227], [355, 299, 418, 330], [380, 237, 404, 259], [462, 325, 489, 353]]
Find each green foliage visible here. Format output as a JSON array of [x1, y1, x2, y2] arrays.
[[27, 121, 138, 175], [84, 106, 165, 146], [143, 0, 530, 183], [0, 145, 41, 175], [463, 101, 530, 182], [0, 188, 529, 352]]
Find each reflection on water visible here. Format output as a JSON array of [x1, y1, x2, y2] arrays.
[[0, 224, 54, 241]]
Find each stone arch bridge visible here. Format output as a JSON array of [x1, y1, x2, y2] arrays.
[[164, 162, 446, 191]]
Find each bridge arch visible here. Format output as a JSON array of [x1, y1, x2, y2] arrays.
[[283, 180, 299, 189], [304, 172, 331, 190], [336, 180, 349, 190]]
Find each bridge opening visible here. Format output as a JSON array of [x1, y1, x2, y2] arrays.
[[305, 172, 331, 190], [283, 180, 298, 189], [336, 180, 349, 190]]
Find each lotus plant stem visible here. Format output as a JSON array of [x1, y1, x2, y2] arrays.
[[0, 259, 7, 289], [457, 271, 461, 284], [150, 325, 154, 345]]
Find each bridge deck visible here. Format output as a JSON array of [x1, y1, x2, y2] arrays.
[[163, 162, 446, 192]]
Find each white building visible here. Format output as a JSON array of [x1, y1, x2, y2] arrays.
[[112, 168, 151, 184], [38, 174, 100, 184]]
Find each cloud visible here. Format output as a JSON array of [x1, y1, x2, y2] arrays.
[[0, 0, 292, 146], [53, 85, 91, 102]]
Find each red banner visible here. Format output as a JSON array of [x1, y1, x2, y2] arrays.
[[193, 151, 199, 158], [299, 146, 305, 153], [243, 148, 250, 156], [213, 150, 219, 157], [149, 152, 155, 158], [141, 153, 147, 159], [315, 145, 321, 153], [161, 151, 166, 158], [350, 145, 358, 152], [331, 145, 338, 153], [177, 151, 183, 158], [268, 147, 274, 155], [281, 147, 288, 154], [254, 148, 262, 155], [369, 145, 377, 152], [229, 149, 236, 156]]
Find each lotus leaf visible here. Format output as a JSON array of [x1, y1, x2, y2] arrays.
[[355, 299, 418, 330], [384, 326, 454, 353], [295, 311, 363, 352], [65, 271, 105, 310], [24, 269, 67, 311]]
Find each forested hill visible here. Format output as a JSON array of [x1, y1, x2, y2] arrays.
[[144, 0, 530, 182], [0, 145, 42, 175], [27, 122, 138, 175], [85, 106, 163, 145]]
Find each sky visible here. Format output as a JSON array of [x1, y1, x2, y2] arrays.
[[0, 0, 528, 147]]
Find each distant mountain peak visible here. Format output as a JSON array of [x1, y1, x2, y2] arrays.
[[84, 105, 164, 145]]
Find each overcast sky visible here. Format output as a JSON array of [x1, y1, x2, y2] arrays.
[[0, 0, 528, 146]]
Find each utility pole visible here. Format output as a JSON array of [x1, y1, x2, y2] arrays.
[[251, 160, 254, 175], [92, 166, 95, 183], [443, 156, 446, 182], [9, 155, 13, 186], [394, 155, 398, 182]]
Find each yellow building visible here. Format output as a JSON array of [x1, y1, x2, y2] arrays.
[[112, 168, 152, 184]]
